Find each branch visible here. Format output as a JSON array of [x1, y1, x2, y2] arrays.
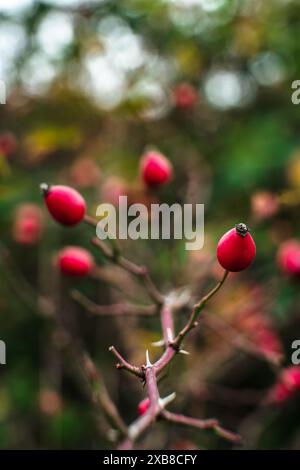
[[161, 410, 241, 444], [172, 270, 229, 350], [109, 346, 145, 379], [71, 290, 157, 317], [91, 236, 164, 305], [118, 365, 161, 449], [78, 352, 128, 438]]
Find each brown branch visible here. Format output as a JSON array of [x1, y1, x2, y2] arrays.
[[172, 270, 229, 350], [77, 352, 128, 438], [203, 310, 282, 367], [161, 409, 218, 429], [71, 290, 157, 317], [91, 236, 164, 305], [109, 346, 145, 379], [161, 409, 241, 444]]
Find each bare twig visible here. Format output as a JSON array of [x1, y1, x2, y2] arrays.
[[172, 270, 229, 350], [109, 346, 145, 379], [71, 290, 157, 317], [91, 236, 164, 305]]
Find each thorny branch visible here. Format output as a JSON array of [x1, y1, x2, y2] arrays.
[[82, 226, 242, 447]]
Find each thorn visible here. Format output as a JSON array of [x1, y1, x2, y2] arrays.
[[151, 339, 165, 347], [145, 350, 152, 368], [179, 349, 190, 355], [159, 392, 176, 408]]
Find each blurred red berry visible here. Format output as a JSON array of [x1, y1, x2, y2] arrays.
[[237, 310, 283, 364], [0, 132, 17, 157], [251, 191, 279, 221], [56, 246, 94, 277], [69, 157, 101, 188], [13, 203, 43, 245], [101, 176, 128, 206], [39, 389, 62, 416], [277, 239, 300, 277], [172, 83, 198, 110], [217, 223, 256, 272], [140, 150, 173, 188], [41, 184, 86, 226], [137, 397, 150, 415], [268, 366, 300, 404]]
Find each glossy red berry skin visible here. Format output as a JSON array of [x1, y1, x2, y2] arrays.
[[41, 184, 86, 226], [140, 151, 173, 188], [57, 247, 94, 277], [137, 397, 150, 416], [217, 224, 256, 272], [277, 239, 300, 277]]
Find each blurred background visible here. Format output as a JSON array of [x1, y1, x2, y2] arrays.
[[1, 0, 300, 450]]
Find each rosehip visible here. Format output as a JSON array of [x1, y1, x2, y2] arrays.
[[56, 246, 94, 277], [0, 132, 17, 156], [137, 397, 150, 416], [41, 184, 86, 226], [69, 157, 101, 188], [268, 366, 300, 404], [217, 223, 256, 272], [101, 177, 128, 206], [251, 191, 279, 221], [172, 83, 198, 110], [277, 239, 300, 277], [13, 203, 43, 245], [140, 150, 173, 188]]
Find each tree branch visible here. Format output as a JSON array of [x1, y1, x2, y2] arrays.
[[71, 290, 157, 317]]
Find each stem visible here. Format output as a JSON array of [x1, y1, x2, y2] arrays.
[[173, 270, 229, 349], [71, 290, 157, 317], [109, 346, 145, 379], [91, 237, 164, 305]]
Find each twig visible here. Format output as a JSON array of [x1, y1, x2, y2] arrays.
[[80, 353, 128, 438], [109, 346, 145, 379], [161, 409, 241, 444], [91, 237, 164, 305], [172, 270, 229, 350], [71, 290, 157, 317]]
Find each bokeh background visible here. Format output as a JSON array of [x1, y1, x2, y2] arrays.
[[1, 0, 300, 450]]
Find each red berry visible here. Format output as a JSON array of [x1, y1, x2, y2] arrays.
[[41, 184, 86, 226], [140, 151, 173, 188], [172, 83, 198, 110], [251, 191, 278, 221], [268, 366, 300, 404], [137, 397, 150, 416], [56, 246, 94, 277], [0, 132, 17, 157], [13, 203, 43, 245], [277, 239, 300, 277], [217, 223, 256, 272]]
